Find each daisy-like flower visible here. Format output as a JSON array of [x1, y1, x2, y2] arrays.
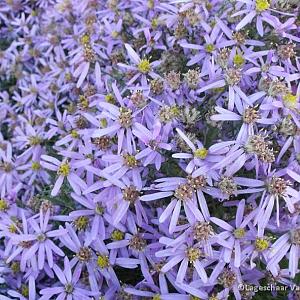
[[255, 171, 298, 228], [133, 121, 172, 170], [267, 225, 300, 279], [90, 84, 140, 154], [58, 223, 98, 292], [210, 100, 276, 143], [92, 238, 139, 288], [68, 193, 106, 242], [0, 143, 20, 198], [16, 154, 50, 188], [39, 256, 94, 300], [41, 155, 87, 196], [142, 175, 208, 233], [210, 200, 258, 268], [13, 122, 44, 161], [6, 275, 36, 300], [71, 33, 105, 89], [118, 43, 161, 85], [215, 16, 265, 50], [196, 64, 265, 113], [98, 150, 142, 185], [19, 74, 46, 106], [179, 25, 222, 68], [173, 128, 233, 174], [156, 239, 209, 284], [98, 174, 148, 226], [242, 224, 273, 271], [233, 0, 276, 36], [8, 209, 66, 271]]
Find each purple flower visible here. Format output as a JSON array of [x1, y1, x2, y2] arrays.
[[7, 209, 66, 271], [39, 256, 94, 300], [41, 155, 87, 196], [133, 121, 172, 170]]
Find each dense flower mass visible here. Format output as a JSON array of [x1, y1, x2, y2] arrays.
[[0, 0, 299, 299]]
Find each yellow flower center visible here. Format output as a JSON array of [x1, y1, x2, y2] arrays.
[[148, 0, 155, 8], [11, 261, 20, 273], [0, 199, 9, 211], [138, 59, 151, 74], [151, 18, 158, 28], [233, 54, 245, 66], [74, 216, 89, 230], [97, 255, 109, 268], [186, 247, 202, 262], [105, 94, 115, 104], [194, 148, 208, 159], [21, 285, 29, 297], [255, 237, 269, 251], [256, 0, 270, 12], [31, 161, 41, 171], [29, 136, 42, 146], [71, 130, 79, 139], [111, 31, 119, 38], [95, 203, 105, 215], [111, 230, 124, 241], [123, 154, 138, 168], [57, 162, 70, 176], [152, 295, 161, 300], [205, 44, 215, 53], [9, 224, 17, 233], [81, 34, 90, 45], [206, 2, 213, 10], [283, 93, 298, 109], [100, 118, 108, 128], [234, 228, 245, 239], [79, 95, 89, 109], [170, 105, 180, 117], [65, 73, 72, 81]]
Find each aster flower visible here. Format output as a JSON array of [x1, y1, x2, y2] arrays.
[[156, 238, 209, 284], [58, 223, 98, 291], [210, 100, 276, 143], [210, 200, 258, 268], [6, 275, 36, 300], [0, 0, 300, 297], [8, 209, 66, 271], [254, 171, 298, 228], [41, 155, 87, 196], [71, 33, 105, 89], [92, 238, 139, 288], [142, 175, 208, 233], [39, 256, 94, 300], [267, 224, 300, 279], [98, 150, 142, 185], [0, 143, 20, 198], [133, 121, 172, 170], [91, 88, 140, 154], [196, 64, 265, 113], [118, 43, 161, 85], [19, 74, 45, 106], [215, 17, 265, 50], [179, 25, 222, 68], [98, 174, 148, 226], [68, 193, 106, 242], [233, 0, 276, 36], [173, 128, 233, 174]]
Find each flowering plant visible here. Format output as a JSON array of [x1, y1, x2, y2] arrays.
[[0, 0, 299, 299]]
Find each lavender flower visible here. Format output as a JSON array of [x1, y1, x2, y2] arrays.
[[0, 0, 299, 298]]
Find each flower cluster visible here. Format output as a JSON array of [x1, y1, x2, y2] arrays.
[[0, 0, 299, 299]]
